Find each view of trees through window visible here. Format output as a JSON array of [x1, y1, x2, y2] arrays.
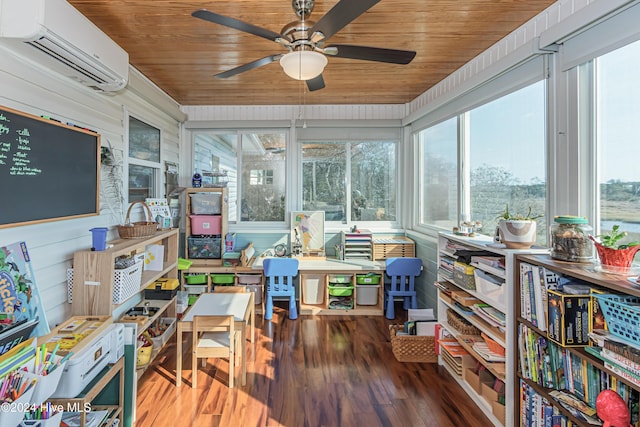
[[418, 81, 546, 242], [302, 141, 397, 222], [468, 81, 546, 241], [596, 39, 640, 242]]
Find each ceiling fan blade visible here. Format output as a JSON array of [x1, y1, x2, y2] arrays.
[[192, 9, 282, 42], [310, 0, 381, 43], [214, 55, 283, 79], [327, 44, 416, 64], [306, 75, 325, 91]]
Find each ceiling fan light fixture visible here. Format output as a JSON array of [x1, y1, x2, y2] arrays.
[[280, 50, 327, 81]]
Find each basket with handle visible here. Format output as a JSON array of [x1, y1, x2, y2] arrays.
[[117, 201, 159, 239]]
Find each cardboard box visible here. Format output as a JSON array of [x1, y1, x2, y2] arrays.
[[481, 381, 499, 404], [463, 367, 494, 396], [492, 400, 506, 425], [547, 289, 590, 346]]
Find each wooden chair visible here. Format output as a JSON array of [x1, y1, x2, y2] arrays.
[[213, 285, 247, 293], [384, 257, 423, 319], [191, 315, 240, 388]]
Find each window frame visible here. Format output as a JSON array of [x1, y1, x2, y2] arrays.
[[126, 113, 162, 203]]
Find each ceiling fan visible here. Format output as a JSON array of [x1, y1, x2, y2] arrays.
[[192, 0, 416, 91]]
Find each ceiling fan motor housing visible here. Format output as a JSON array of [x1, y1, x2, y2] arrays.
[[292, 0, 315, 18]]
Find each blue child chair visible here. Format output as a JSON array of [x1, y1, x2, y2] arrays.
[[263, 258, 299, 320], [384, 257, 423, 319]]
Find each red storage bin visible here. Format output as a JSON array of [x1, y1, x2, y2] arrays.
[[189, 215, 222, 235]]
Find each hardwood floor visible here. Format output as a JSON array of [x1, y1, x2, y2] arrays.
[[136, 304, 491, 427]]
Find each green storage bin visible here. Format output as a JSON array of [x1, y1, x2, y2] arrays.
[[356, 273, 381, 285], [328, 284, 354, 297], [184, 273, 207, 284], [188, 295, 199, 305], [211, 273, 235, 284]]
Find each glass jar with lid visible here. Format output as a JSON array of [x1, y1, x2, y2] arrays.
[[550, 216, 593, 262]]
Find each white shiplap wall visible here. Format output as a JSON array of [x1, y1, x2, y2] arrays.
[[0, 47, 183, 328]]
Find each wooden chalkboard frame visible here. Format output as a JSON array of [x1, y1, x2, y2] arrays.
[[0, 105, 100, 228]]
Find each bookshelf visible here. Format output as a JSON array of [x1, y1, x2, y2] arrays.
[[342, 230, 372, 260], [436, 232, 548, 427], [514, 254, 640, 426]]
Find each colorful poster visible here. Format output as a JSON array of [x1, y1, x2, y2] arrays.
[[0, 241, 50, 339]]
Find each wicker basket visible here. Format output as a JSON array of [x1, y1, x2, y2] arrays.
[[446, 309, 481, 336], [117, 201, 158, 239], [389, 325, 437, 363]]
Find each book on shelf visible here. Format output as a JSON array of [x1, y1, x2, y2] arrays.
[[519, 263, 561, 332]]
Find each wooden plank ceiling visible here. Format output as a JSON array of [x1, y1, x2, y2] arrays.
[[68, 0, 555, 106]]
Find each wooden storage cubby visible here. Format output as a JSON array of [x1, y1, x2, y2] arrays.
[[184, 187, 228, 268], [71, 228, 179, 386], [299, 271, 384, 316]]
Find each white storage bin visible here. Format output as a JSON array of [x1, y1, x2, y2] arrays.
[[0, 384, 33, 427], [150, 318, 177, 349], [67, 260, 143, 304], [237, 274, 262, 285], [302, 274, 324, 305], [184, 284, 208, 295], [474, 269, 505, 308], [22, 357, 67, 404], [356, 284, 379, 305], [246, 284, 263, 305]]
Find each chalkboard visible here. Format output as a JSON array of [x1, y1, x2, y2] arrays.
[[0, 105, 99, 228]]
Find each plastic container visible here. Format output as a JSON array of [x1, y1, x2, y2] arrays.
[[190, 192, 222, 214], [189, 215, 222, 235], [237, 274, 262, 285], [90, 227, 108, 251], [211, 273, 235, 284], [246, 284, 263, 305], [184, 273, 207, 284], [328, 274, 351, 284], [188, 236, 221, 259], [184, 284, 207, 294], [550, 215, 593, 262], [302, 274, 324, 304], [328, 284, 354, 297], [356, 273, 381, 285], [356, 284, 379, 305]]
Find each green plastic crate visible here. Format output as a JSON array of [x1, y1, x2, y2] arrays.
[[328, 274, 351, 284], [355, 273, 381, 285], [328, 284, 354, 297], [184, 273, 207, 284], [211, 273, 235, 284]]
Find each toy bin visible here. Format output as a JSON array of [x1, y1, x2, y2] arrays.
[[184, 284, 208, 294], [184, 273, 207, 284], [190, 192, 222, 214], [328, 274, 351, 284], [237, 274, 262, 285], [188, 236, 221, 259], [211, 273, 235, 284], [328, 284, 354, 297], [453, 261, 476, 290], [189, 215, 222, 235], [246, 284, 263, 305], [356, 284, 380, 305], [356, 273, 381, 285], [302, 274, 324, 304]]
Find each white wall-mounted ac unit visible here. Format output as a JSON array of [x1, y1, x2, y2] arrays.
[[0, 0, 129, 92]]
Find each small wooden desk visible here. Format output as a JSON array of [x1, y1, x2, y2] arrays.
[[176, 292, 255, 387]]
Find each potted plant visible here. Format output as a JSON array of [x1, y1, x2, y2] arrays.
[[589, 225, 640, 273], [496, 204, 543, 249]]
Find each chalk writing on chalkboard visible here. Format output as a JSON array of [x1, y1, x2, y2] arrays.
[[0, 106, 100, 228]]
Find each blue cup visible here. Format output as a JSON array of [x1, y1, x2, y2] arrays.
[[90, 227, 108, 251]]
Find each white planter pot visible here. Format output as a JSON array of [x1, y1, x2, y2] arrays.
[[498, 220, 537, 249]]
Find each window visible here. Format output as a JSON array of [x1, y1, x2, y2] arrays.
[[595, 39, 640, 242], [241, 133, 286, 222], [468, 81, 546, 238], [128, 117, 161, 202], [416, 81, 546, 240], [417, 117, 458, 229], [193, 130, 287, 223], [302, 141, 397, 223]]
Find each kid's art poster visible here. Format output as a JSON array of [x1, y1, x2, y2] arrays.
[[0, 241, 49, 338]]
